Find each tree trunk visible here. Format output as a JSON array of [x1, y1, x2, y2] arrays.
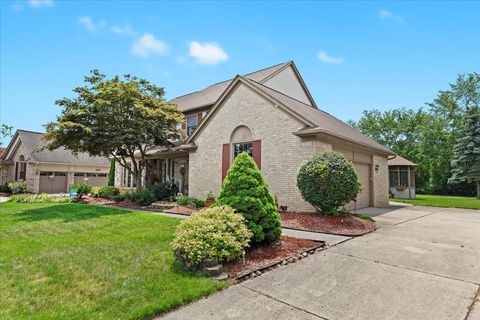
[[136, 172, 143, 191]]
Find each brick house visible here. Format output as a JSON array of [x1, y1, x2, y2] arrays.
[[115, 61, 394, 211], [0, 130, 110, 193]]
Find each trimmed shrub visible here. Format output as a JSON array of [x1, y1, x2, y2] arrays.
[[297, 151, 361, 215], [131, 189, 156, 206], [0, 183, 11, 193], [9, 193, 73, 203], [71, 183, 92, 199], [172, 206, 252, 267], [8, 181, 27, 194], [150, 181, 178, 201], [107, 159, 115, 186], [91, 186, 119, 198], [112, 191, 130, 202], [189, 197, 205, 208], [216, 152, 281, 243]]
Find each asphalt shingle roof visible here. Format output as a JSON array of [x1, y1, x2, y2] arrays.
[[14, 130, 110, 165], [388, 155, 416, 166]]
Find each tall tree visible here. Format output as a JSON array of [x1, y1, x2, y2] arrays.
[[448, 108, 480, 198], [0, 124, 13, 147], [44, 70, 184, 190]]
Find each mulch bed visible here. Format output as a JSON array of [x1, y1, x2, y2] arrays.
[[81, 196, 116, 205], [0, 192, 11, 197], [164, 205, 196, 215], [108, 199, 145, 209], [224, 235, 324, 279], [281, 212, 376, 236]]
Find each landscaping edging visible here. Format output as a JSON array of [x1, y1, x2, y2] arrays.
[[281, 225, 376, 237]]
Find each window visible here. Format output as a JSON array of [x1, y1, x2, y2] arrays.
[[19, 163, 26, 180], [86, 173, 97, 177], [389, 165, 412, 188], [74, 172, 85, 177], [122, 166, 136, 188], [233, 142, 253, 159], [389, 170, 398, 188], [187, 115, 198, 136], [97, 173, 107, 177]]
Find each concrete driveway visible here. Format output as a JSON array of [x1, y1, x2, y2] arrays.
[[160, 205, 480, 320]]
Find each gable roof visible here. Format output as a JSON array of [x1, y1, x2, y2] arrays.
[[186, 75, 393, 155], [170, 61, 317, 112], [388, 155, 416, 166], [1, 130, 110, 166]]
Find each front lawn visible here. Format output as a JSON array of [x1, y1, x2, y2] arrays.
[[391, 194, 480, 210], [0, 202, 225, 319]]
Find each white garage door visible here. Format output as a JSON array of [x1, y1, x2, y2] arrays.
[[74, 173, 108, 187], [39, 172, 68, 194], [347, 163, 371, 210]]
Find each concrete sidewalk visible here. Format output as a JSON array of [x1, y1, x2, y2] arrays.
[[159, 205, 480, 320]]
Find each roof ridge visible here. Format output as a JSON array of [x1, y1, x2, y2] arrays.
[[17, 129, 44, 135], [246, 78, 315, 109], [170, 61, 290, 102]]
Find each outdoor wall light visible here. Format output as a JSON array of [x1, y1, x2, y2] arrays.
[[375, 164, 380, 173]]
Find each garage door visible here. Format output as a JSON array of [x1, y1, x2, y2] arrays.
[[39, 172, 68, 194], [74, 173, 108, 187], [347, 163, 371, 210]]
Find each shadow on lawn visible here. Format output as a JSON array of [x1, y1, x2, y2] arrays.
[[16, 203, 130, 223]]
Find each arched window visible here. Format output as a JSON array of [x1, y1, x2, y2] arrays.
[[230, 125, 253, 159]]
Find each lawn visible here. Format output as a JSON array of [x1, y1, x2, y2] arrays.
[[391, 194, 480, 210], [0, 202, 225, 319]]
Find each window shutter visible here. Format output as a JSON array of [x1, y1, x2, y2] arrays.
[[181, 122, 186, 129], [222, 143, 230, 181], [15, 162, 18, 180], [23, 162, 27, 181], [252, 140, 261, 169], [197, 112, 203, 124]]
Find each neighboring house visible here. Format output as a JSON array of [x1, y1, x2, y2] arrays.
[[0, 130, 110, 193], [115, 61, 395, 211], [388, 155, 416, 199]]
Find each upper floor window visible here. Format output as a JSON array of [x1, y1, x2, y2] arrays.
[[187, 115, 198, 136], [233, 142, 253, 159], [230, 125, 254, 161]]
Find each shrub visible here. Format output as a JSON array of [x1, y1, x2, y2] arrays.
[[297, 152, 361, 216], [131, 189, 156, 206], [9, 193, 73, 203], [177, 195, 189, 206], [150, 181, 178, 201], [206, 191, 215, 202], [91, 186, 119, 198], [8, 181, 27, 194], [71, 183, 92, 199], [172, 206, 252, 267], [112, 191, 130, 202], [216, 152, 281, 243], [189, 197, 205, 208], [0, 183, 11, 193], [107, 159, 115, 186]]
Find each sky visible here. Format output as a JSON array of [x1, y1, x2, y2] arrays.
[[1, 0, 479, 146]]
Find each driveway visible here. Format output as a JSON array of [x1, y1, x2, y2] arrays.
[[159, 205, 480, 320]]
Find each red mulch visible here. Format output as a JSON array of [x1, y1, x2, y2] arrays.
[[81, 196, 116, 205], [0, 192, 11, 197], [281, 212, 376, 236], [224, 235, 323, 279], [165, 205, 196, 215], [108, 199, 144, 209]]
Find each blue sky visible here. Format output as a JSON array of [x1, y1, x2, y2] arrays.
[[1, 0, 479, 145]]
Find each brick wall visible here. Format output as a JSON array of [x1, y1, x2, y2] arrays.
[[373, 155, 389, 207], [188, 83, 332, 212]]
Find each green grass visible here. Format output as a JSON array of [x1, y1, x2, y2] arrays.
[[391, 194, 480, 210], [0, 202, 226, 319]]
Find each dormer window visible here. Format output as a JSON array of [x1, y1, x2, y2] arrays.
[[187, 115, 198, 136]]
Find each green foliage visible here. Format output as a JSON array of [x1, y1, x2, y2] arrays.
[[177, 195, 189, 206], [216, 152, 281, 243], [297, 152, 361, 215], [150, 181, 178, 201], [206, 191, 215, 202], [448, 107, 480, 198], [43, 70, 184, 192], [172, 206, 252, 267], [177, 195, 205, 208], [71, 183, 92, 198], [393, 194, 480, 210], [8, 181, 27, 194], [108, 159, 115, 186], [0, 124, 13, 147], [91, 186, 119, 198], [0, 183, 11, 193], [350, 72, 480, 196], [9, 193, 73, 203], [113, 189, 156, 206]]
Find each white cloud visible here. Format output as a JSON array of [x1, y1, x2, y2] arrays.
[[78, 16, 106, 31], [317, 51, 344, 64], [132, 33, 168, 58], [379, 9, 403, 22], [188, 41, 228, 65], [28, 0, 53, 7], [110, 24, 136, 36]]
